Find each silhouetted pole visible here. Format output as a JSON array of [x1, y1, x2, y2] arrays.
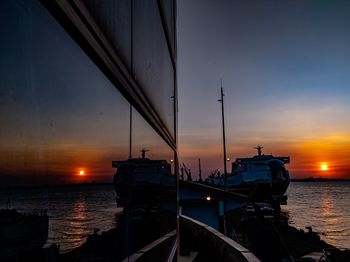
[[129, 104, 132, 159], [218, 86, 228, 191], [198, 158, 202, 182]]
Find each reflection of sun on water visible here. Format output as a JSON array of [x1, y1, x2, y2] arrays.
[[320, 190, 341, 247], [63, 196, 88, 248], [286, 183, 350, 249]]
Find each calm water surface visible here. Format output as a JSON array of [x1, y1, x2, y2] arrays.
[[1, 182, 349, 252], [0, 185, 121, 252], [285, 182, 350, 249]]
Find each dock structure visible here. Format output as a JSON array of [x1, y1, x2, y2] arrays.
[[179, 180, 248, 233], [121, 230, 177, 262], [179, 215, 260, 262], [122, 216, 260, 262]]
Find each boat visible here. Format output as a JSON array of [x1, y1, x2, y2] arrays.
[[112, 149, 176, 207], [205, 146, 290, 203], [0, 209, 49, 261], [207, 87, 291, 204]]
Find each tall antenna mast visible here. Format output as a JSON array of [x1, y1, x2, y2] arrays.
[[218, 80, 228, 190], [129, 104, 132, 159], [198, 158, 202, 182]]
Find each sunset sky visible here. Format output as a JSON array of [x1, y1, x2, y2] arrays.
[[0, 1, 173, 185], [1, 1, 350, 186], [177, 0, 350, 179]]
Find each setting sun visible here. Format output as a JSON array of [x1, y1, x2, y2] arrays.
[[79, 170, 85, 176], [320, 164, 328, 171]]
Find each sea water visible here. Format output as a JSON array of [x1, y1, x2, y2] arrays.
[[285, 181, 350, 249], [1, 182, 349, 252], [0, 184, 120, 252]]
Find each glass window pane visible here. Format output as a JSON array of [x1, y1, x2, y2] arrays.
[[0, 0, 176, 260], [133, 0, 175, 139], [0, 0, 130, 186], [159, 0, 175, 55], [83, 0, 132, 71]]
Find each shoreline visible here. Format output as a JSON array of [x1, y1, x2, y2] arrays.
[[291, 178, 350, 182], [0, 182, 113, 191], [2, 178, 350, 191]]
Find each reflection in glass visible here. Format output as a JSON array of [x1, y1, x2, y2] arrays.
[[133, 0, 175, 138], [0, 0, 130, 186], [1, 0, 177, 260]]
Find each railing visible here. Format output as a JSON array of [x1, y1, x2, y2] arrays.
[[121, 215, 260, 261], [180, 215, 260, 262], [121, 230, 176, 262]]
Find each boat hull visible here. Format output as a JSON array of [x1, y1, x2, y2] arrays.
[[113, 160, 176, 208]]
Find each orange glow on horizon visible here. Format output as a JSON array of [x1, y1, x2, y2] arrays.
[[178, 135, 350, 179], [287, 136, 350, 178]]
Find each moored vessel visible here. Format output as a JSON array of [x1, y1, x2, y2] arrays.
[[206, 146, 290, 203], [112, 149, 175, 207]]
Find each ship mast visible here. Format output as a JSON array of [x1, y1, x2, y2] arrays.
[[254, 145, 263, 156], [198, 158, 202, 182], [218, 81, 228, 190], [129, 104, 132, 159]]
